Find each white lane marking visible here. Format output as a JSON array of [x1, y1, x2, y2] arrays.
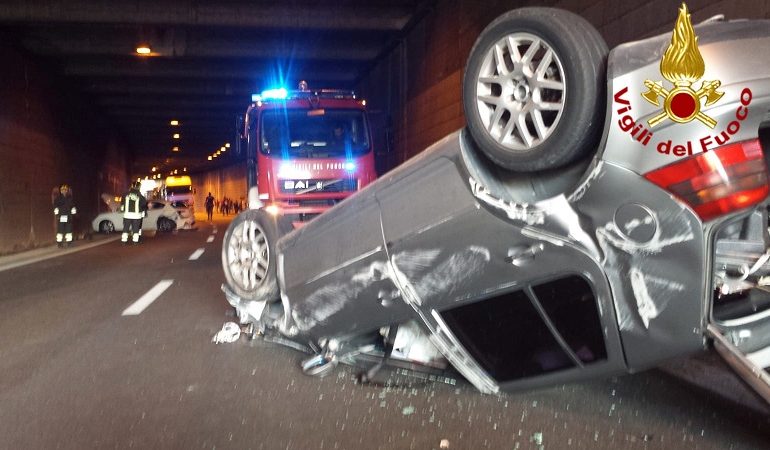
[[122, 280, 174, 316], [189, 248, 205, 260], [206, 236, 215, 243]]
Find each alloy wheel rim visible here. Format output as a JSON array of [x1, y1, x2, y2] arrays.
[[475, 32, 566, 151], [227, 220, 269, 291]]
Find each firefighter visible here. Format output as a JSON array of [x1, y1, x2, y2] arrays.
[[52, 184, 77, 247], [121, 181, 147, 244]]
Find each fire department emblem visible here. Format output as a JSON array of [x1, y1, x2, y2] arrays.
[[642, 3, 723, 128]]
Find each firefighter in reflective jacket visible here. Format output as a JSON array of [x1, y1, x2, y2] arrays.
[[53, 184, 76, 247], [121, 181, 147, 244]]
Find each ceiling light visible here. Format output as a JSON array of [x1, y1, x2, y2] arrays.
[[225, 143, 231, 148], [172, 146, 179, 152], [170, 120, 179, 126], [136, 45, 151, 55], [151, 166, 157, 172], [208, 156, 212, 161], [173, 133, 180, 139]]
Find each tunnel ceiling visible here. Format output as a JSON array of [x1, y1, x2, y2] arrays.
[[0, 0, 429, 175]]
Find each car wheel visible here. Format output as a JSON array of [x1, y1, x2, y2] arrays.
[[462, 7, 608, 171], [157, 217, 176, 232], [99, 220, 115, 234], [222, 210, 290, 302]]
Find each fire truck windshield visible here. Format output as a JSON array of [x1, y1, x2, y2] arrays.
[[260, 109, 370, 159]]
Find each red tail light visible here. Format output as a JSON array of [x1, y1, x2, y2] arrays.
[[644, 139, 769, 221]]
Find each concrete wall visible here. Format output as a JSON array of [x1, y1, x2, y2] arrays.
[[0, 44, 130, 255], [357, 0, 770, 170]]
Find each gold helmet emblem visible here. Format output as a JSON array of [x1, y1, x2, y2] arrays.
[[641, 3, 723, 128]]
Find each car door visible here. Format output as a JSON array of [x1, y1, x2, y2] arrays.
[[143, 201, 165, 230]]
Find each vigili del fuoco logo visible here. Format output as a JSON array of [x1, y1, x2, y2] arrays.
[[612, 2, 754, 158]]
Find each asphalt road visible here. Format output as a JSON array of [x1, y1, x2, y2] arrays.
[[0, 215, 768, 450]]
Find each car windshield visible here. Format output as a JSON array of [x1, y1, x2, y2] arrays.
[[260, 109, 370, 158]]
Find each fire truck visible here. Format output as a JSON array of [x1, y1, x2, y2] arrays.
[[221, 83, 377, 300], [243, 83, 377, 225]]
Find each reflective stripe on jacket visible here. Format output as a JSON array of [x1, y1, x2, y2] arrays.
[[123, 191, 146, 219]]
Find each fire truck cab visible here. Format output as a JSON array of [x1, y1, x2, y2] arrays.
[[243, 83, 377, 226]]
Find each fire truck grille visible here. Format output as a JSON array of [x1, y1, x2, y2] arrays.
[[296, 200, 340, 208], [279, 178, 358, 194]]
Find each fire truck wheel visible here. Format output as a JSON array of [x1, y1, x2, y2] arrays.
[[462, 7, 607, 171], [222, 210, 287, 302]]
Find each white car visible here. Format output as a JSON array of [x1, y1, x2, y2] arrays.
[[91, 199, 194, 233]]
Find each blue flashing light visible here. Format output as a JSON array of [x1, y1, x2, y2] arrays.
[[251, 93, 262, 102], [260, 87, 288, 100], [344, 161, 356, 172]]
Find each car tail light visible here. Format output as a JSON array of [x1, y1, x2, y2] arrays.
[[644, 139, 769, 221]]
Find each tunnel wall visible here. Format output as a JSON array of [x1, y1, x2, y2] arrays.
[[0, 44, 130, 255], [357, 0, 770, 171], [190, 164, 248, 212]]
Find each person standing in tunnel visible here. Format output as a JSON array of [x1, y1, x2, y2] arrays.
[[205, 192, 215, 221], [52, 184, 77, 248], [121, 181, 147, 244]]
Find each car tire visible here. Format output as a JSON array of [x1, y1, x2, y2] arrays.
[[222, 210, 292, 302], [99, 220, 115, 234], [462, 7, 608, 171], [157, 217, 176, 232]]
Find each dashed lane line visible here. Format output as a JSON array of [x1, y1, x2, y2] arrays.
[[206, 236, 215, 243], [122, 280, 174, 316], [189, 248, 205, 260]]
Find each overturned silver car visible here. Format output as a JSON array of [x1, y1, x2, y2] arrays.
[[221, 5, 770, 400]]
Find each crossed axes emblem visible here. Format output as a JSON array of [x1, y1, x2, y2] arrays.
[[642, 79, 723, 128]]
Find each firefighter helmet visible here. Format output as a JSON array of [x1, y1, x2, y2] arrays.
[[131, 181, 141, 190]]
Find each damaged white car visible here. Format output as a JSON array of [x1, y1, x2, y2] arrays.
[[219, 5, 770, 401], [92, 198, 193, 233]]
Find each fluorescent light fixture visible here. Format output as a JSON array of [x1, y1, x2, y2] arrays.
[[170, 120, 179, 126], [136, 46, 151, 55]]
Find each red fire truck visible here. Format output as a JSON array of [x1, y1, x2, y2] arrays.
[[221, 83, 377, 300], [242, 83, 377, 227]]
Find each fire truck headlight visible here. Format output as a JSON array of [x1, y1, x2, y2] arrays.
[[264, 205, 280, 216]]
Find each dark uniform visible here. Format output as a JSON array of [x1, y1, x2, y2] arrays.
[[53, 184, 76, 247], [205, 192, 215, 221], [121, 182, 148, 244]]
